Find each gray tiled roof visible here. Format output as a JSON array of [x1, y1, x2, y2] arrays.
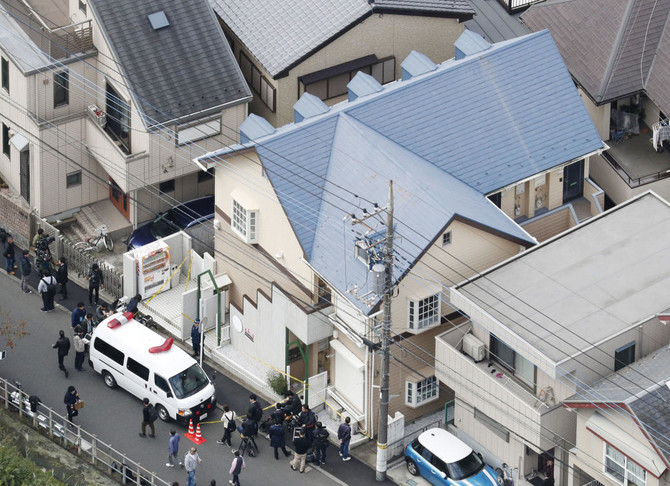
[[209, 0, 474, 79], [89, 0, 250, 128], [522, 0, 670, 105], [465, 0, 530, 43], [565, 345, 670, 464]]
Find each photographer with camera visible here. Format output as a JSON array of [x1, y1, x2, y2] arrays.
[[35, 233, 55, 274]]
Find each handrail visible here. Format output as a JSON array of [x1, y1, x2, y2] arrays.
[[0, 376, 171, 486]]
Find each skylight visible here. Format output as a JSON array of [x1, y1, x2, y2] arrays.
[[148, 11, 169, 30]]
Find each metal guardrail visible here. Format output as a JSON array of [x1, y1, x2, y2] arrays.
[[59, 235, 123, 300], [601, 151, 670, 187], [0, 377, 170, 486]]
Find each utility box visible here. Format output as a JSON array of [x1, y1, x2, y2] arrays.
[[463, 333, 486, 362]]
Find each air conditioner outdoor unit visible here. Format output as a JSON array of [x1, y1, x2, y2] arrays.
[[87, 104, 107, 128], [463, 333, 486, 362]]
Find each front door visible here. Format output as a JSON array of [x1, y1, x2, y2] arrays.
[[109, 177, 130, 220], [562, 160, 584, 203], [19, 149, 29, 203]]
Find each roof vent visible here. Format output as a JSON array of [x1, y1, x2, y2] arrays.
[[293, 93, 330, 123], [347, 72, 382, 102], [148, 11, 170, 30], [401, 51, 437, 81], [240, 114, 275, 143], [455, 30, 491, 60]]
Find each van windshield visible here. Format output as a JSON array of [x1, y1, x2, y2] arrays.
[[446, 452, 485, 480], [168, 364, 209, 399]]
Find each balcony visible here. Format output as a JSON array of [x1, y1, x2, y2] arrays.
[[3, 0, 95, 60], [435, 327, 571, 451], [496, 0, 544, 13]]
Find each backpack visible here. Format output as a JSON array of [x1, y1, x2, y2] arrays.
[[227, 414, 237, 432], [148, 404, 158, 422], [44, 277, 57, 296]]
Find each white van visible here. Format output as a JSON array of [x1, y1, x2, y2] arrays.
[[89, 312, 216, 423]]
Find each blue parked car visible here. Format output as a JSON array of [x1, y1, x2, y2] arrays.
[[127, 196, 215, 251], [405, 428, 501, 486]]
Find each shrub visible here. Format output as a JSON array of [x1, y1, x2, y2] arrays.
[[267, 371, 288, 396]]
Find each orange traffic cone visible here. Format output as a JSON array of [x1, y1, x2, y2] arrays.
[[192, 422, 206, 445], [184, 419, 195, 440]]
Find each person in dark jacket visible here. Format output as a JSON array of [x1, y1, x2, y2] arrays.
[[64, 385, 80, 424], [71, 302, 86, 330], [290, 429, 310, 473], [167, 429, 181, 468], [87, 263, 103, 305], [55, 258, 68, 300], [235, 417, 258, 455], [338, 417, 352, 461], [281, 390, 302, 418], [126, 293, 142, 314], [95, 302, 111, 325], [298, 404, 316, 443], [269, 419, 291, 460], [191, 318, 201, 357], [19, 249, 31, 293], [4, 235, 16, 275], [270, 403, 286, 424], [313, 421, 330, 466], [139, 398, 157, 437], [247, 394, 262, 436], [52, 330, 71, 377]]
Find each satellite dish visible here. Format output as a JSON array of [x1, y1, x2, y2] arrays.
[[232, 315, 243, 333]]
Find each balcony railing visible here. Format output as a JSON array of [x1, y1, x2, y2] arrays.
[[6, 0, 94, 60], [497, 0, 544, 13], [601, 151, 670, 187]]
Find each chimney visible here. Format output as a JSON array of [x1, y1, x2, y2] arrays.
[[239, 114, 275, 143], [347, 72, 382, 102], [401, 51, 437, 81], [454, 30, 491, 60], [293, 93, 330, 123]]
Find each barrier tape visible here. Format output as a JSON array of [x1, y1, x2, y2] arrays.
[[194, 352, 373, 439], [143, 252, 190, 306]]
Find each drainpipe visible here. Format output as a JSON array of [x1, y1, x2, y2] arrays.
[[364, 341, 369, 439]]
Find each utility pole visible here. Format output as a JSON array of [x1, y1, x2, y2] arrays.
[[376, 180, 393, 481], [349, 180, 394, 481]]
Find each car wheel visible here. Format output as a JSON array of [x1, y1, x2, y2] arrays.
[[156, 404, 170, 422], [102, 371, 117, 389], [406, 458, 419, 476]]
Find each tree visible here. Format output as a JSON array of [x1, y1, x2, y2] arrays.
[[0, 310, 29, 349]]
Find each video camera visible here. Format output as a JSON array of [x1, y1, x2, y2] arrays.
[[35, 234, 55, 272], [35, 234, 55, 252]]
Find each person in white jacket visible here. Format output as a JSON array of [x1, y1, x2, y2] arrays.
[[38, 270, 57, 312], [217, 404, 237, 446]]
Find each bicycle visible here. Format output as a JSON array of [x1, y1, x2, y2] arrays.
[[74, 225, 114, 253]]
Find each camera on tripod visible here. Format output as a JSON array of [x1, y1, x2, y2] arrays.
[[35, 234, 56, 251], [35, 234, 55, 272]]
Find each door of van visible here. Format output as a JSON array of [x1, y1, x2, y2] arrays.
[[149, 372, 175, 420], [124, 357, 151, 400]]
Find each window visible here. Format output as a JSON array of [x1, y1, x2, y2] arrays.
[[79, 0, 87, 14], [1, 57, 8, 92], [442, 231, 452, 247], [197, 168, 214, 183], [475, 408, 510, 442], [614, 342, 635, 371], [239, 52, 275, 112], [177, 119, 221, 145], [127, 357, 150, 381], [490, 334, 536, 390], [2, 124, 9, 157], [406, 376, 439, 407], [154, 374, 171, 394], [66, 171, 82, 187], [93, 338, 124, 365], [54, 70, 69, 107], [231, 199, 258, 243], [408, 294, 440, 330], [605, 443, 646, 486], [301, 56, 396, 101], [159, 179, 175, 193], [488, 192, 502, 208]]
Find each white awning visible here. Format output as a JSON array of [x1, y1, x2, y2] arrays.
[[330, 339, 364, 371], [9, 133, 29, 152], [586, 411, 665, 477]]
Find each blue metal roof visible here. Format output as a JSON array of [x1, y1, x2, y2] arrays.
[[200, 30, 604, 313]]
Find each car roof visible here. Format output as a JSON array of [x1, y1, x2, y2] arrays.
[[93, 313, 196, 377], [418, 428, 473, 464], [169, 196, 214, 228]]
